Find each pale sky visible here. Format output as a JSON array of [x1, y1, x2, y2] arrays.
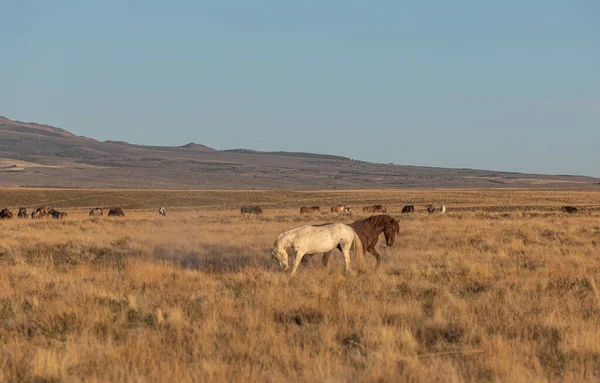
[[2, 1, 599, 176]]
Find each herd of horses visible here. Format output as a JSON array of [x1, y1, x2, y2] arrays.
[[0, 206, 168, 219], [240, 204, 447, 215], [0, 201, 594, 277], [268, 204, 594, 276], [0, 198, 595, 279], [0, 206, 68, 220]]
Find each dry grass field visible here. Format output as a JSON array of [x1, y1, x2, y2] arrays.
[[1, 188, 600, 382]]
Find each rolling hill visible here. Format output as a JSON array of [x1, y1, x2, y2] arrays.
[[1, 116, 598, 190]]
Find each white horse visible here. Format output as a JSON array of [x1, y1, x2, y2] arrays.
[[271, 223, 363, 276], [440, 205, 447, 214]]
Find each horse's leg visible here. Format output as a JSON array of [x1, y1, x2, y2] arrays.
[[340, 243, 353, 275], [291, 250, 306, 277], [369, 247, 381, 269], [321, 251, 332, 267], [302, 253, 314, 266], [321, 244, 342, 267]]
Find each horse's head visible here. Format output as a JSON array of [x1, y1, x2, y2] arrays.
[[383, 218, 400, 246], [344, 205, 351, 213], [271, 246, 289, 271]]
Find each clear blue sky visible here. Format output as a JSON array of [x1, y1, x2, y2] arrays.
[[2, 1, 599, 176]]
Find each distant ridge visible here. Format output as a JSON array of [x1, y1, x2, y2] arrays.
[[0, 115, 80, 139], [223, 149, 351, 161], [0, 116, 599, 190], [180, 143, 215, 151]]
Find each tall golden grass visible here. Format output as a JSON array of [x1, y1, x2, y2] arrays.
[[0, 189, 599, 381]]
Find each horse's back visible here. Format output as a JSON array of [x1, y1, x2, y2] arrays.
[[289, 223, 355, 252]]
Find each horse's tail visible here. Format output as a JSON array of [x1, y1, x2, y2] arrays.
[[351, 231, 364, 261]]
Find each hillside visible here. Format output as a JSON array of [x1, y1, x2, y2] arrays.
[[0, 116, 598, 190]]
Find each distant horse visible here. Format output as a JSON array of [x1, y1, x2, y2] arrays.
[[35, 206, 48, 218], [401, 205, 415, 213], [31, 211, 40, 219], [425, 204, 435, 214], [241, 205, 263, 215], [158, 207, 166, 216], [440, 205, 447, 214], [331, 205, 351, 214], [560, 206, 578, 214], [108, 207, 125, 217], [49, 208, 67, 219], [17, 207, 27, 218], [363, 205, 386, 213], [0, 208, 13, 219], [271, 223, 363, 276], [89, 208, 103, 217], [300, 206, 321, 214], [305, 214, 400, 269], [52, 211, 67, 219]]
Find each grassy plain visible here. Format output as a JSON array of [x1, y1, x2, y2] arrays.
[[0, 188, 600, 382]]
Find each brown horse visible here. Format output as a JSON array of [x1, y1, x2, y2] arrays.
[[0, 208, 13, 219], [560, 206, 578, 214], [304, 214, 400, 269], [49, 208, 67, 219], [35, 206, 49, 218], [108, 207, 125, 217], [241, 205, 263, 215]]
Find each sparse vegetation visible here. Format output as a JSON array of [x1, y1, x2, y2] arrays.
[[1, 189, 600, 381]]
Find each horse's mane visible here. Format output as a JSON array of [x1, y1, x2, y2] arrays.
[[359, 214, 392, 226], [353, 214, 399, 233]]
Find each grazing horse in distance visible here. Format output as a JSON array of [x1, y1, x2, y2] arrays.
[[300, 206, 321, 214], [271, 223, 363, 276], [241, 205, 263, 215], [425, 204, 435, 214], [49, 209, 67, 219], [363, 205, 386, 214], [17, 207, 27, 218], [305, 214, 400, 269], [560, 206, 578, 214], [0, 208, 13, 219], [35, 207, 49, 218], [89, 208, 103, 217], [31, 211, 40, 219], [331, 205, 351, 214], [158, 207, 166, 216], [401, 205, 415, 213], [440, 205, 447, 214], [108, 207, 125, 217]]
